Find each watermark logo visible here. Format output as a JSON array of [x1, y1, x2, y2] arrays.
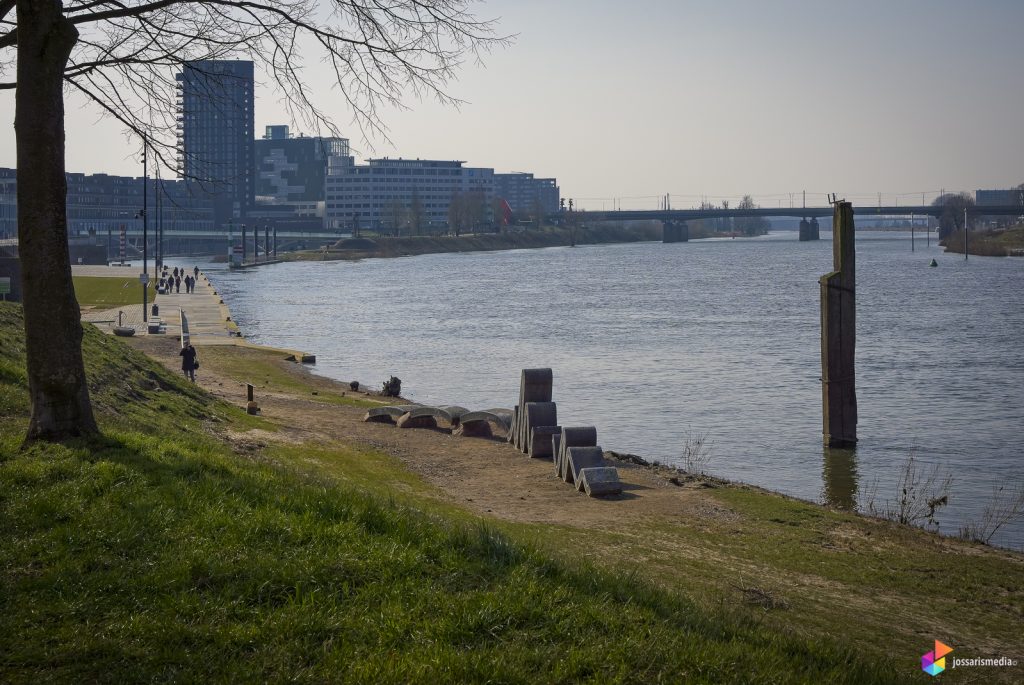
[[921, 640, 953, 677]]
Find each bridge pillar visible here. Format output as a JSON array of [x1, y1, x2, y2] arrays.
[[819, 201, 857, 447], [799, 217, 821, 241], [662, 221, 689, 243]]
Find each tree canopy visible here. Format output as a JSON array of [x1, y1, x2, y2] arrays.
[[3, 0, 504, 441]]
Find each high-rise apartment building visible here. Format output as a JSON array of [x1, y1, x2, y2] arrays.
[[175, 60, 255, 228]]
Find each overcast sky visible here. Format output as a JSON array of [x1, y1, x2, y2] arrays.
[[2, 0, 1022, 209]]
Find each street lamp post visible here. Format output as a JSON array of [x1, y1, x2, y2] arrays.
[[141, 136, 149, 323]]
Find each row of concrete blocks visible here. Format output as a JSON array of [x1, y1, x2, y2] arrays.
[[507, 369, 622, 498], [363, 404, 514, 438]]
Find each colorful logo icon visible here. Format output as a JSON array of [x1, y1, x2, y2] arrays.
[[922, 640, 953, 676]]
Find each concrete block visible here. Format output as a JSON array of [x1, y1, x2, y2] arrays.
[[396, 413, 438, 429], [508, 406, 519, 445], [529, 425, 560, 459], [577, 467, 622, 497], [454, 421, 492, 438], [519, 368, 553, 404], [364, 405, 421, 423], [557, 427, 598, 481], [523, 402, 557, 455], [565, 446, 604, 485]]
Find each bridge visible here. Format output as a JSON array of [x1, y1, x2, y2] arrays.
[[566, 204, 1022, 243], [569, 204, 1023, 222]]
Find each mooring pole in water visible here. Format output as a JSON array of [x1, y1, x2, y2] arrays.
[[964, 207, 969, 261], [820, 199, 857, 447]]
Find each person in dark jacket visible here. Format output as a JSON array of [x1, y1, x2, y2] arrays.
[[179, 342, 198, 381]]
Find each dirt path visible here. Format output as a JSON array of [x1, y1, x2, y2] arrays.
[[130, 336, 723, 533]]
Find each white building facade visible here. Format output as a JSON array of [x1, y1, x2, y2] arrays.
[[325, 158, 495, 232]]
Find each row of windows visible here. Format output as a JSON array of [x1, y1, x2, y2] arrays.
[[344, 168, 472, 177], [326, 203, 455, 210]]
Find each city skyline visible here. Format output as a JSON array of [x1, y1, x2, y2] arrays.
[[1, 0, 1022, 207]]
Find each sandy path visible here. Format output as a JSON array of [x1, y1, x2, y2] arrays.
[[131, 336, 721, 533]]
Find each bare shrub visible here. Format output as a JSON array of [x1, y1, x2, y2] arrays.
[[681, 431, 713, 475], [959, 483, 1024, 545], [866, 452, 952, 531]]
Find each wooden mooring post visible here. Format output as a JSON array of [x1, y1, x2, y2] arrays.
[[245, 382, 259, 415], [819, 200, 857, 447]]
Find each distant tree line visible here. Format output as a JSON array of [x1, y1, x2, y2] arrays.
[[691, 195, 770, 237]]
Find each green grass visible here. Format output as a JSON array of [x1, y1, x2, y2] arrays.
[[73, 275, 155, 308], [0, 302, 902, 683], [199, 346, 381, 408]]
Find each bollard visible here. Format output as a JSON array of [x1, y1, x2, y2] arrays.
[[245, 383, 259, 415]]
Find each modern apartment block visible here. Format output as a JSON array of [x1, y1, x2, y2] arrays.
[[325, 158, 495, 231], [976, 188, 1022, 206], [0, 167, 213, 240], [176, 60, 255, 228], [254, 125, 349, 223], [494, 172, 560, 215]]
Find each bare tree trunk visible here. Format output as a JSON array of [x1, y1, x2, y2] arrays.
[[16, 0, 98, 442]]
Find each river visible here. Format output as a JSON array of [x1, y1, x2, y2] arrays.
[[187, 231, 1024, 549]]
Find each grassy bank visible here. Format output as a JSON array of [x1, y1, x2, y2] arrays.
[[73, 275, 155, 308], [286, 223, 663, 262], [942, 223, 1024, 256], [0, 303, 907, 684]]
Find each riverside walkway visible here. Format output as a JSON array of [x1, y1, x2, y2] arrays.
[[76, 265, 310, 358]]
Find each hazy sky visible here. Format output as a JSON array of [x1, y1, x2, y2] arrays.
[[2, 0, 1022, 209]]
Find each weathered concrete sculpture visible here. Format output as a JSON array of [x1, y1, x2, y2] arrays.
[[522, 401, 557, 455], [576, 467, 623, 497], [555, 426, 598, 479], [396, 413, 437, 429], [406, 405, 469, 426], [564, 446, 604, 485], [529, 426, 561, 459], [509, 369, 553, 452], [457, 409, 513, 438], [363, 404, 422, 423]]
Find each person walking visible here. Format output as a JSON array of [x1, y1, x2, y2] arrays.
[[186, 275, 194, 293], [193, 266, 200, 280], [179, 342, 198, 382], [175, 275, 181, 293]]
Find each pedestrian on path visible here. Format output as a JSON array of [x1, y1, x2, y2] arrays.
[[185, 275, 193, 293], [175, 275, 181, 293], [179, 342, 198, 382], [193, 266, 200, 279]]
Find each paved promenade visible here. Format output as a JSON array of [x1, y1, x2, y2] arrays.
[[76, 265, 307, 357]]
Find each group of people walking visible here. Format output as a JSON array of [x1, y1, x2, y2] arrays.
[[158, 265, 201, 295]]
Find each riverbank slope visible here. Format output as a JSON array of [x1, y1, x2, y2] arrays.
[[287, 222, 663, 261], [2, 302, 1022, 682], [942, 223, 1024, 256]]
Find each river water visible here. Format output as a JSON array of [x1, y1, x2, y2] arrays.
[[193, 231, 1024, 549]]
